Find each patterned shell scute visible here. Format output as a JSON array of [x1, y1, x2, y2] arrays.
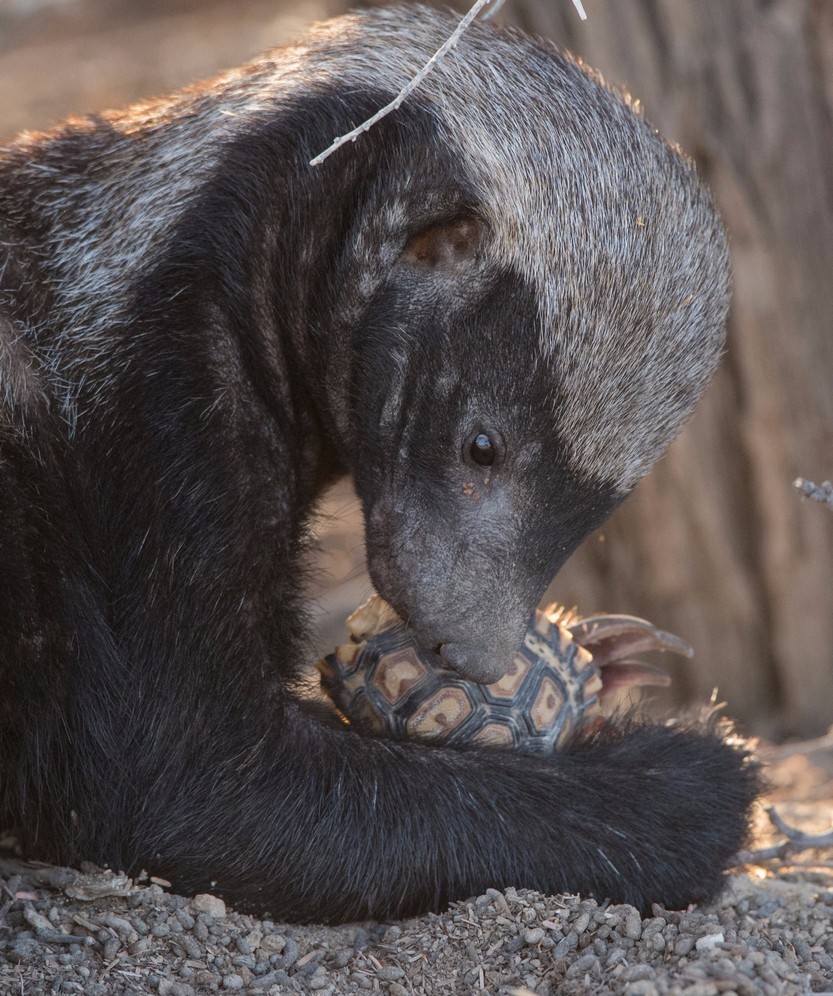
[[317, 596, 603, 753]]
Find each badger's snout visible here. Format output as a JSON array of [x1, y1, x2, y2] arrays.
[[364, 499, 546, 685], [438, 640, 515, 684], [406, 602, 531, 684]]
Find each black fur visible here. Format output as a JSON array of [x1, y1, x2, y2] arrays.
[[0, 8, 758, 922]]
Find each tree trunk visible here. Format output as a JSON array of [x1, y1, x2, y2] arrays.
[[502, 0, 833, 738]]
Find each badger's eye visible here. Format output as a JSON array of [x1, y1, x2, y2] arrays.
[[469, 432, 496, 467]]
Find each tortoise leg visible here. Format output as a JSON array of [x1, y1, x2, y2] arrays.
[[564, 612, 692, 700]]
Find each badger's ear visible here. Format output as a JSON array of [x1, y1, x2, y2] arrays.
[[401, 216, 484, 270]]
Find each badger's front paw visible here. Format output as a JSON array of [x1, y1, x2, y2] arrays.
[[568, 716, 761, 910]]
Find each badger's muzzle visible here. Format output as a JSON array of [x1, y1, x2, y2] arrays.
[[436, 637, 520, 684]]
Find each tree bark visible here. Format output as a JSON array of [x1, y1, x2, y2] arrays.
[[505, 0, 833, 737]]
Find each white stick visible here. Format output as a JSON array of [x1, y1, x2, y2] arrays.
[[310, 0, 494, 167], [481, 0, 508, 20], [309, 0, 589, 167]]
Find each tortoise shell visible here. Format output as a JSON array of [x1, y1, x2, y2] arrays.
[[317, 595, 603, 753]]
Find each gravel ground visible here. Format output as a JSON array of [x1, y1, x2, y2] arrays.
[[1, 862, 832, 994], [2, 750, 832, 996]]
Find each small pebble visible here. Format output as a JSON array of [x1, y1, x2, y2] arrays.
[[623, 908, 644, 940], [259, 933, 286, 956], [191, 894, 227, 920], [377, 966, 405, 981], [675, 936, 696, 957], [695, 932, 725, 952], [281, 937, 300, 968], [625, 983, 659, 996], [307, 979, 333, 992]]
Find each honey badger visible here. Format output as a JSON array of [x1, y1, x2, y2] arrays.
[[0, 5, 758, 922]]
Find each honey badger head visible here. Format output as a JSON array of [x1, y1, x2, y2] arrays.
[[289, 8, 730, 681]]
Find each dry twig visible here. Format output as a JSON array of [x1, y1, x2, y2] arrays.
[[794, 477, 833, 510], [310, 0, 588, 166], [733, 806, 833, 866], [764, 726, 833, 761]]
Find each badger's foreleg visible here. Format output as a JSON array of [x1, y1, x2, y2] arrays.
[[52, 690, 758, 922]]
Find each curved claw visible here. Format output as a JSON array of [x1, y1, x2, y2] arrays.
[[595, 660, 673, 700], [556, 612, 692, 702], [566, 614, 694, 666]]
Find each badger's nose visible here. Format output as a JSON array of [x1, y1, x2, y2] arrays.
[[439, 642, 509, 684]]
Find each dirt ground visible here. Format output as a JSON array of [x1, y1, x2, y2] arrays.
[[1, 1, 832, 993]]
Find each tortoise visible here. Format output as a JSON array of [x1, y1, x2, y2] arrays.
[[317, 594, 692, 753]]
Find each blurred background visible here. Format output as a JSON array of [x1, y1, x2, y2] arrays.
[[2, 0, 830, 740]]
